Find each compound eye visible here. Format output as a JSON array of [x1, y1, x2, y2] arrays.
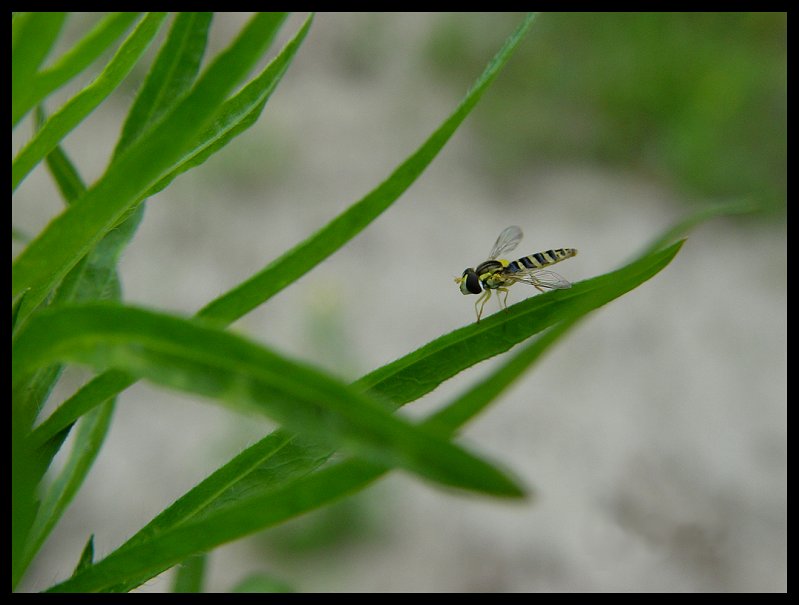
[[460, 269, 482, 295]]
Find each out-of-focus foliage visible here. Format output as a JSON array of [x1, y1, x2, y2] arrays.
[[426, 12, 786, 217]]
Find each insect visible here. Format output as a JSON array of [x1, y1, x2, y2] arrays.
[[454, 225, 577, 322]]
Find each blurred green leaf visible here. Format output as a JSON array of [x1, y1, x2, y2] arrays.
[[73, 535, 95, 576], [12, 13, 167, 190], [171, 554, 206, 593], [144, 13, 307, 199], [114, 12, 215, 157], [36, 106, 86, 203], [20, 401, 115, 580], [12, 303, 523, 499], [14, 13, 140, 127], [12, 12, 68, 126], [12, 13, 289, 326]]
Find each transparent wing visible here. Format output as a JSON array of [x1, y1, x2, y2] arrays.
[[488, 226, 523, 260], [503, 268, 572, 290]]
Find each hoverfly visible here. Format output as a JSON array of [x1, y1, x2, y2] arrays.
[[455, 226, 577, 322]]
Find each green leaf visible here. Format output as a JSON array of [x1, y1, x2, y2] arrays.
[[143, 13, 308, 200], [12, 13, 290, 327], [424, 319, 581, 434], [12, 12, 68, 126], [15, 110, 86, 447], [20, 402, 115, 580], [29, 370, 132, 450], [114, 12, 214, 157], [171, 554, 206, 593], [12, 13, 168, 191], [36, 106, 86, 204], [99, 431, 314, 592], [14, 13, 140, 127], [12, 407, 41, 589], [12, 288, 29, 333], [197, 12, 539, 325], [13, 303, 523, 499], [73, 536, 95, 577]]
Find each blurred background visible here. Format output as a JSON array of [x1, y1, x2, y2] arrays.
[[13, 12, 786, 592]]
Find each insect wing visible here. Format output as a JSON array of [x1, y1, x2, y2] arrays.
[[504, 268, 572, 290], [488, 226, 523, 260]]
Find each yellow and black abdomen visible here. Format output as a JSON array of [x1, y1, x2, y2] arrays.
[[505, 248, 577, 274]]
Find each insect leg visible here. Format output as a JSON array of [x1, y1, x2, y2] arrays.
[[497, 287, 510, 310], [475, 289, 491, 322]]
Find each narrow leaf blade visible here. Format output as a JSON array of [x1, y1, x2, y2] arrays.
[[12, 13, 289, 326], [143, 13, 308, 199], [114, 12, 215, 157], [13, 303, 523, 498], [12, 13, 168, 191], [15, 13, 140, 127], [12, 12, 68, 126]]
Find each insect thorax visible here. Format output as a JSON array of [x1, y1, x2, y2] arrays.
[[476, 259, 508, 290]]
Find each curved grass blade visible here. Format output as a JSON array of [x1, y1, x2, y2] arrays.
[[27, 238, 686, 523], [197, 12, 539, 325], [12, 13, 168, 191], [13, 13, 141, 127], [13, 303, 523, 499], [12, 13, 289, 327], [90, 433, 329, 591]]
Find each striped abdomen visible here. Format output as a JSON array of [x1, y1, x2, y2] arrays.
[[505, 248, 577, 273]]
